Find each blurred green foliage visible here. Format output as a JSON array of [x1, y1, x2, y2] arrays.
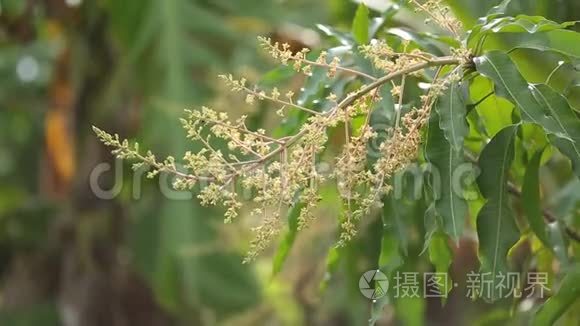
[[0, 0, 579, 325]]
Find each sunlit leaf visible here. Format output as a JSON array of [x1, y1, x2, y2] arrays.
[[352, 3, 370, 44]]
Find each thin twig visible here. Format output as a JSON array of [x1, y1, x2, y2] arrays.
[[242, 86, 322, 116], [305, 59, 378, 81]]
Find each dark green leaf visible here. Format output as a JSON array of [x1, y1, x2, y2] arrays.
[[531, 84, 580, 178], [425, 110, 468, 241], [475, 52, 580, 178], [522, 149, 550, 245], [271, 200, 305, 277], [428, 232, 453, 299], [476, 125, 520, 301], [435, 81, 469, 151], [546, 221, 570, 266], [371, 205, 405, 325]]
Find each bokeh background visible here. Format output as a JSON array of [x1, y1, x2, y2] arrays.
[[1, 0, 579, 325]]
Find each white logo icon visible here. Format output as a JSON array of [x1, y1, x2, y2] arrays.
[[359, 269, 389, 300]]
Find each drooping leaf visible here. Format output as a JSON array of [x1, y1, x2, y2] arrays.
[[474, 51, 580, 178], [435, 80, 469, 151], [530, 84, 580, 178], [352, 3, 370, 44], [271, 199, 304, 277], [319, 246, 342, 293], [428, 231, 453, 300], [476, 125, 520, 302], [425, 110, 468, 241], [546, 221, 570, 266], [370, 204, 405, 325], [532, 264, 580, 325], [522, 149, 550, 245]]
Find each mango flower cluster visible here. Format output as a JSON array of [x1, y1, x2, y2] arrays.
[[94, 1, 469, 261]]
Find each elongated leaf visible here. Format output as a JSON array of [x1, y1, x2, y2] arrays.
[[371, 204, 404, 325], [436, 81, 469, 151], [428, 232, 453, 300], [319, 246, 342, 293], [533, 264, 580, 325], [481, 29, 580, 59], [352, 3, 369, 44], [475, 52, 580, 178], [425, 111, 468, 241], [520, 147, 568, 264], [546, 221, 570, 266], [476, 125, 520, 302], [271, 200, 304, 277], [522, 149, 550, 245]]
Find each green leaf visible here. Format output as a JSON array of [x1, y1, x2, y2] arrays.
[[271, 200, 305, 277], [319, 246, 342, 293], [435, 81, 469, 151], [468, 15, 577, 49], [468, 76, 514, 137], [530, 84, 580, 178], [385, 28, 446, 55], [476, 125, 520, 302], [480, 29, 580, 59], [352, 3, 370, 44], [428, 232, 453, 300], [371, 205, 404, 325], [425, 110, 468, 241], [522, 149, 550, 246], [474, 52, 580, 178], [533, 264, 580, 325], [546, 221, 570, 266]]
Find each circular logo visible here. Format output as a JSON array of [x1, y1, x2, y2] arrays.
[[359, 269, 389, 300]]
